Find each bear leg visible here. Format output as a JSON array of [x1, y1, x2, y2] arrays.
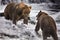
[[51, 31, 58, 40], [23, 17, 28, 24], [42, 31, 47, 40], [35, 21, 41, 37], [4, 13, 10, 20]]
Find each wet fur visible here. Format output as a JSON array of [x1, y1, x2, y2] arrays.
[[35, 11, 58, 40]]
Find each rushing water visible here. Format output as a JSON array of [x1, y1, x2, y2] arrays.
[[0, 2, 60, 40]]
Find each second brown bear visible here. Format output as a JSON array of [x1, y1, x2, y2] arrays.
[[35, 11, 58, 40]]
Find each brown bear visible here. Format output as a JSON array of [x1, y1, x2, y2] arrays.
[[35, 11, 58, 40], [4, 2, 31, 25]]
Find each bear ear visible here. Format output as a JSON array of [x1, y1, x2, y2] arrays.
[[36, 11, 42, 17], [29, 6, 32, 10], [22, 5, 27, 9], [40, 10, 42, 12]]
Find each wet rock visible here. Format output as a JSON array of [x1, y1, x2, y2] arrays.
[[0, 13, 4, 16], [49, 9, 59, 12], [29, 20, 36, 24], [0, 33, 19, 38]]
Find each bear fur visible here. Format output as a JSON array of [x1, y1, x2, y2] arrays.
[[35, 11, 58, 40], [4, 2, 31, 25]]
